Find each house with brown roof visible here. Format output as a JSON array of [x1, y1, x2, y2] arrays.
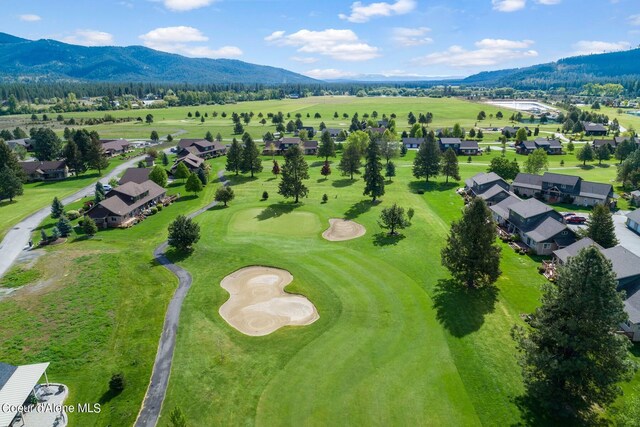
[[119, 167, 152, 185], [262, 137, 318, 155], [19, 160, 68, 182], [87, 180, 166, 228], [171, 153, 204, 173], [101, 139, 131, 156], [177, 139, 226, 158]]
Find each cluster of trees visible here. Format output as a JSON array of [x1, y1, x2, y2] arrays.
[[225, 132, 263, 177], [412, 131, 460, 183], [0, 140, 24, 201], [61, 128, 110, 175]]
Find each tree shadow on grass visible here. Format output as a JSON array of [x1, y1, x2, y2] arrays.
[[310, 161, 325, 167], [0, 200, 17, 208], [372, 232, 406, 246], [98, 389, 122, 405], [228, 175, 259, 185], [409, 180, 458, 194], [256, 203, 301, 221], [164, 246, 194, 263], [432, 279, 498, 337], [344, 200, 372, 220], [512, 393, 598, 427], [332, 178, 356, 188], [577, 164, 595, 170], [168, 181, 183, 188], [174, 195, 198, 203], [208, 204, 227, 211]]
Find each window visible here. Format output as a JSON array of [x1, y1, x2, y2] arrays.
[[542, 243, 552, 249]]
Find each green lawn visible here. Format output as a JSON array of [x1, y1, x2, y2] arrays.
[[1, 97, 638, 426]]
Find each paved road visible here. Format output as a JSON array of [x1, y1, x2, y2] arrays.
[[0, 154, 148, 278], [135, 171, 228, 427]]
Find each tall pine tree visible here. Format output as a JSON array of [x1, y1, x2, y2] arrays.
[[413, 132, 441, 182], [338, 142, 362, 180], [278, 145, 309, 203], [441, 198, 501, 288], [240, 133, 262, 177], [586, 204, 618, 248], [317, 130, 336, 161], [363, 139, 385, 202], [513, 247, 635, 419], [226, 138, 243, 175], [441, 147, 460, 183]]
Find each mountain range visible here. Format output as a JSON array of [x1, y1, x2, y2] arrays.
[[0, 32, 317, 85], [0, 31, 639, 89]]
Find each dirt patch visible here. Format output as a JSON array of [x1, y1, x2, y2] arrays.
[[219, 266, 319, 336], [322, 218, 366, 241]]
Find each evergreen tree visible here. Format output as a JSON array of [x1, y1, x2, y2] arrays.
[[214, 186, 235, 206], [0, 166, 23, 202], [515, 127, 528, 142], [272, 160, 280, 176], [400, 144, 408, 157], [63, 140, 83, 176], [597, 144, 611, 165], [378, 203, 410, 235], [95, 182, 106, 204], [205, 131, 214, 142], [57, 215, 73, 237], [149, 165, 168, 187], [168, 215, 200, 253], [441, 198, 501, 288], [0, 140, 24, 178], [51, 197, 64, 219], [586, 204, 618, 248], [413, 137, 441, 182], [321, 160, 331, 179], [167, 134, 173, 143], [225, 139, 243, 175], [185, 172, 203, 195], [615, 139, 637, 163], [31, 128, 63, 161], [215, 133, 223, 142], [174, 162, 190, 182], [86, 138, 109, 174], [513, 247, 635, 419], [240, 133, 262, 177], [338, 142, 363, 180], [196, 167, 208, 186], [150, 130, 159, 142], [162, 151, 169, 166], [317, 131, 336, 161], [278, 145, 309, 203], [363, 139, 385, 202], [577, 144, 595, 165], [441, 147, 460, 183], [385, 161, 396, 182], [83, 216, 98, 236], [169, 406, 187, 427], [233, 122, 244, 134]]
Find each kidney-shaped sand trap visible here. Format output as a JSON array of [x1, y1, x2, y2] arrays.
[[322, 218, 366, 241], [219, 266, 319, 336]]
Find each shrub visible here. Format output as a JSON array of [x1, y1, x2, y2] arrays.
[[322, 194, 328, 203], [150, 206, 158, 215], [538, 266, 546, 274], [66, 210, 80, 220], [417, 189, 425, 195], [109, 373, 126, 393], [262, 191, 269, 200], [156, 204, 163, 211]]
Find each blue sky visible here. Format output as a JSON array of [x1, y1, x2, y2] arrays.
[[3, 0, 640, 79]]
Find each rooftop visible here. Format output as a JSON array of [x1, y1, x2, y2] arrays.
[[509, 198, 553, 219]]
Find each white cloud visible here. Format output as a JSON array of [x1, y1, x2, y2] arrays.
[[140, 26, 242, 58], [163, 0, 217, 11], [393, 27, 433, 47], [629, 14, 640, 26], [572, 40, 631, 56], [19, 14, 41, 22], [62, 30, 114, 46], [304, 69, 358, 79], [265, 29, 379, 61], [339, 0, 416, 23], [492, 0, 526, 12], [291, 56, 319, 64], [535, 0, 561, 3], [414, 39, 537, 67]]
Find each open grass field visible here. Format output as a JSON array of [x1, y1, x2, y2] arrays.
[[0, 96, 637, 426]]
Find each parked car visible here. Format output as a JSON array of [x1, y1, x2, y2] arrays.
[[102, 184, 112, 192], [565, 215, 587, 224], [562, 212, 576, 218]]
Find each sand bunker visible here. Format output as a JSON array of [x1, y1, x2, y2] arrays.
[[322, 218, 366, 241], [219, 266, 319, 336]]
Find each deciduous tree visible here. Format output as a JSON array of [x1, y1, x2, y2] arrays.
[[215, 186, 235, 206], [338, 142, 363, 180], [524, 148, 549, 174], [378, 203, 410, 235], [0, 166, 23, 202], [149, 165, 168, 187], [441, 147, 460, 183], [185, 172, 203, 195], [168, 215, 200, 253]]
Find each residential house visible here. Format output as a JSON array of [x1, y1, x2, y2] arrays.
[[465, 172, 510, 196], [367, 127, 386, 135], [491, 197, 575, 255], [553, 238, 640, 341], [459, 140, 480, 155], [582, 122, 608, 136], [402, 137, 424, 149], [439, 138, 461, 151], [377, 119, 389, 128], [6, 138, 32, 151], [119, 167, 152, 185], [614, 136, 640, 146], [19, 160, 68, 182], [177, 139, 226, 159], [502, 126, 531, 138], [626, 210, 640, 234], [511, 172, 614, 206], [592, 139, 616, 151], [630, 190, 640, 206], [171, 153, 204, 173], [325, 128, 344, 138], [101, 139, 130, 156], [88, 180, 167, 228], [517, 138, 562, 155], [295, 126, 315, 138], [262, 137, 318, 155]]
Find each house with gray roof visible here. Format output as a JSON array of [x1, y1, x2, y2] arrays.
[[582, 122, 608, 136], [511, 172, 614, 207], [553, 238, 640, 341], [517, 138, 562, 155], [464, 172, 509, 197], [402, 137, 424, 149], [5, 138, 32, 151], [88, 180, 166, 228], [119, 167, 152, 185], [491, 196, 574, 255], [626, 209, 640, 234]]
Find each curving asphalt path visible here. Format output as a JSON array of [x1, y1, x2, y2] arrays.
[[134, 170, 228, 427]]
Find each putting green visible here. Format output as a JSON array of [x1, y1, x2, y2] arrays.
[[228, 208, 323, 237]]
